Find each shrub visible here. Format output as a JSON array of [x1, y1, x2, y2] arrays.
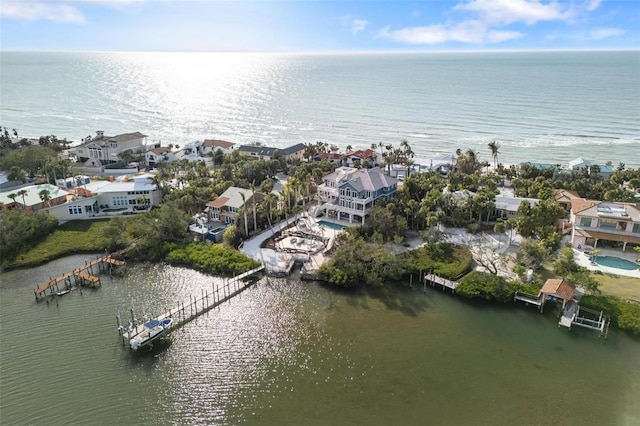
[[403, 244, 472, 280], [456, 271, 515, 302], [581, 295, 640, 335], [166, 242, 260, 276]]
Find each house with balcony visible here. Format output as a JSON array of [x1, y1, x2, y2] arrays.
[[205, 186, 264, 225], [315, 166, 398, 224], [570, 198, 640, 251], [74, 131, 149, 165], [342, 149, 378, 168], [146, 147, 179, 168], [200, 139, 236, 156]]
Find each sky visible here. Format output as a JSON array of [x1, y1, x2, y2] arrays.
[[1, 0, 639, 52]]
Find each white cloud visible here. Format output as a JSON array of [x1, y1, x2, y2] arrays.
[[586, 0, 602, 12], [454, 0, 573, 26], [0, 1, 85, 23], [0, 0, 145, 23], [352, 19, 369, 35], [378, 21, 524, 45], [589, 27, 625, 40], [380, 0, 605, 46]]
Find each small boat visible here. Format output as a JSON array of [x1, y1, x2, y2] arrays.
[[129, 318, 172, 350], [56, 290, 70, 296]]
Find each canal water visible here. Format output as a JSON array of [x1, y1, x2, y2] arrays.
[[1, 254, 639, 425]]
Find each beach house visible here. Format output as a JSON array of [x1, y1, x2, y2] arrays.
[[315, 166, 398, 224], [200, 139, 236, 156], [74, 131, 150, 165]]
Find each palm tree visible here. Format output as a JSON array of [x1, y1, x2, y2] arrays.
[[251, 184, 258, 234], [39, 189, 52, 208], [7, 166, 26, 183], [240, 192, 249, 237], [7, 193, 17, 207], [17, 189, 28, 210], [405, 159, 415, 177], [346, 144, 353, 153], [488, 140, 500, 169]]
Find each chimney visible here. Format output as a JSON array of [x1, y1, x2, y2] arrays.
[[96, 130, 104, 139]]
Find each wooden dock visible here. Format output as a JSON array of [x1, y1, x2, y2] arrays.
[[34, 255, 125, 300], [424, 272, 459, 293], [514, 291, 545, 311], [117, 265, 265, 348]]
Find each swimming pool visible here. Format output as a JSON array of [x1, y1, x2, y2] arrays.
[[317, 220, 344, 231], [595, 256, 639, 271]]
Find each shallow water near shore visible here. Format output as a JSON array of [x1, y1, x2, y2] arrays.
[[1, 254, 639, 425]]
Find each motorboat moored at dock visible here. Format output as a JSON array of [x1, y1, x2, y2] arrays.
[[129, 318, 172, 350]]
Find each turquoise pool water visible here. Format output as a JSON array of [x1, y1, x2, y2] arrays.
[[595, 256, 639, 271], [317, 220, 344, 230]]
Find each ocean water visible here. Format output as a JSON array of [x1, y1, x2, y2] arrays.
[[1, 50, 639, 167]]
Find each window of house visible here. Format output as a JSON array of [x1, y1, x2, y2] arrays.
[[579, 217, 592, 227], [599, 218, 616, 229], [68, 206, 82, 215], [112, 196, 128, 206], [633, 223, 640, 233]]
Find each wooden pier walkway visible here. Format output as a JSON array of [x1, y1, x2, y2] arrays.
[[424, 272, 459, 293], [514, 291, 545, 311], [117, 265, 265, 348], [34, 255, 125, 300]]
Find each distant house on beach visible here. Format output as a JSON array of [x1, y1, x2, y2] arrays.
[[74, 131, 150, 165], [200, 139, 236, 156]]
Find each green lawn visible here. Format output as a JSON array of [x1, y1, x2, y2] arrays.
[[3, 220, 111, 269], [592, 272, 640, 302]]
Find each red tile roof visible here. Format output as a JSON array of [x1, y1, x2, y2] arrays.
[[540, 278, 575, 301]]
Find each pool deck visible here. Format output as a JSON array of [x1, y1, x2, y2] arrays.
[[240, 214, 347, 276], [573, 248, 640, 279]]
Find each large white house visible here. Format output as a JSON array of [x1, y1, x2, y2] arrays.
[[45, 175, 162, 222], [201, 139, 236, 156], [315, 166, 399, 224], [74, 131, 150, 165]]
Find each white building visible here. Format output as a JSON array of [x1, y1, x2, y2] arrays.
[[74, 131, 151, 165]]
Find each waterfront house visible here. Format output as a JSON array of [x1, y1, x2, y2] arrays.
[[200, 139, 235, 156], [280, 143, 306, 162], [74, 131, 149, 165], [342, 149, 378, 168], [570, 198, 640, 251], [206, 186, 264, 225], [567, 158, 613, 178], [0, 184, 69, 212], [237, 143, 306, 162], [315, 166, 398, 224], [312, 152, 344, 164], [237, 145, 279, 160], [146, 147, 179, 168]]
